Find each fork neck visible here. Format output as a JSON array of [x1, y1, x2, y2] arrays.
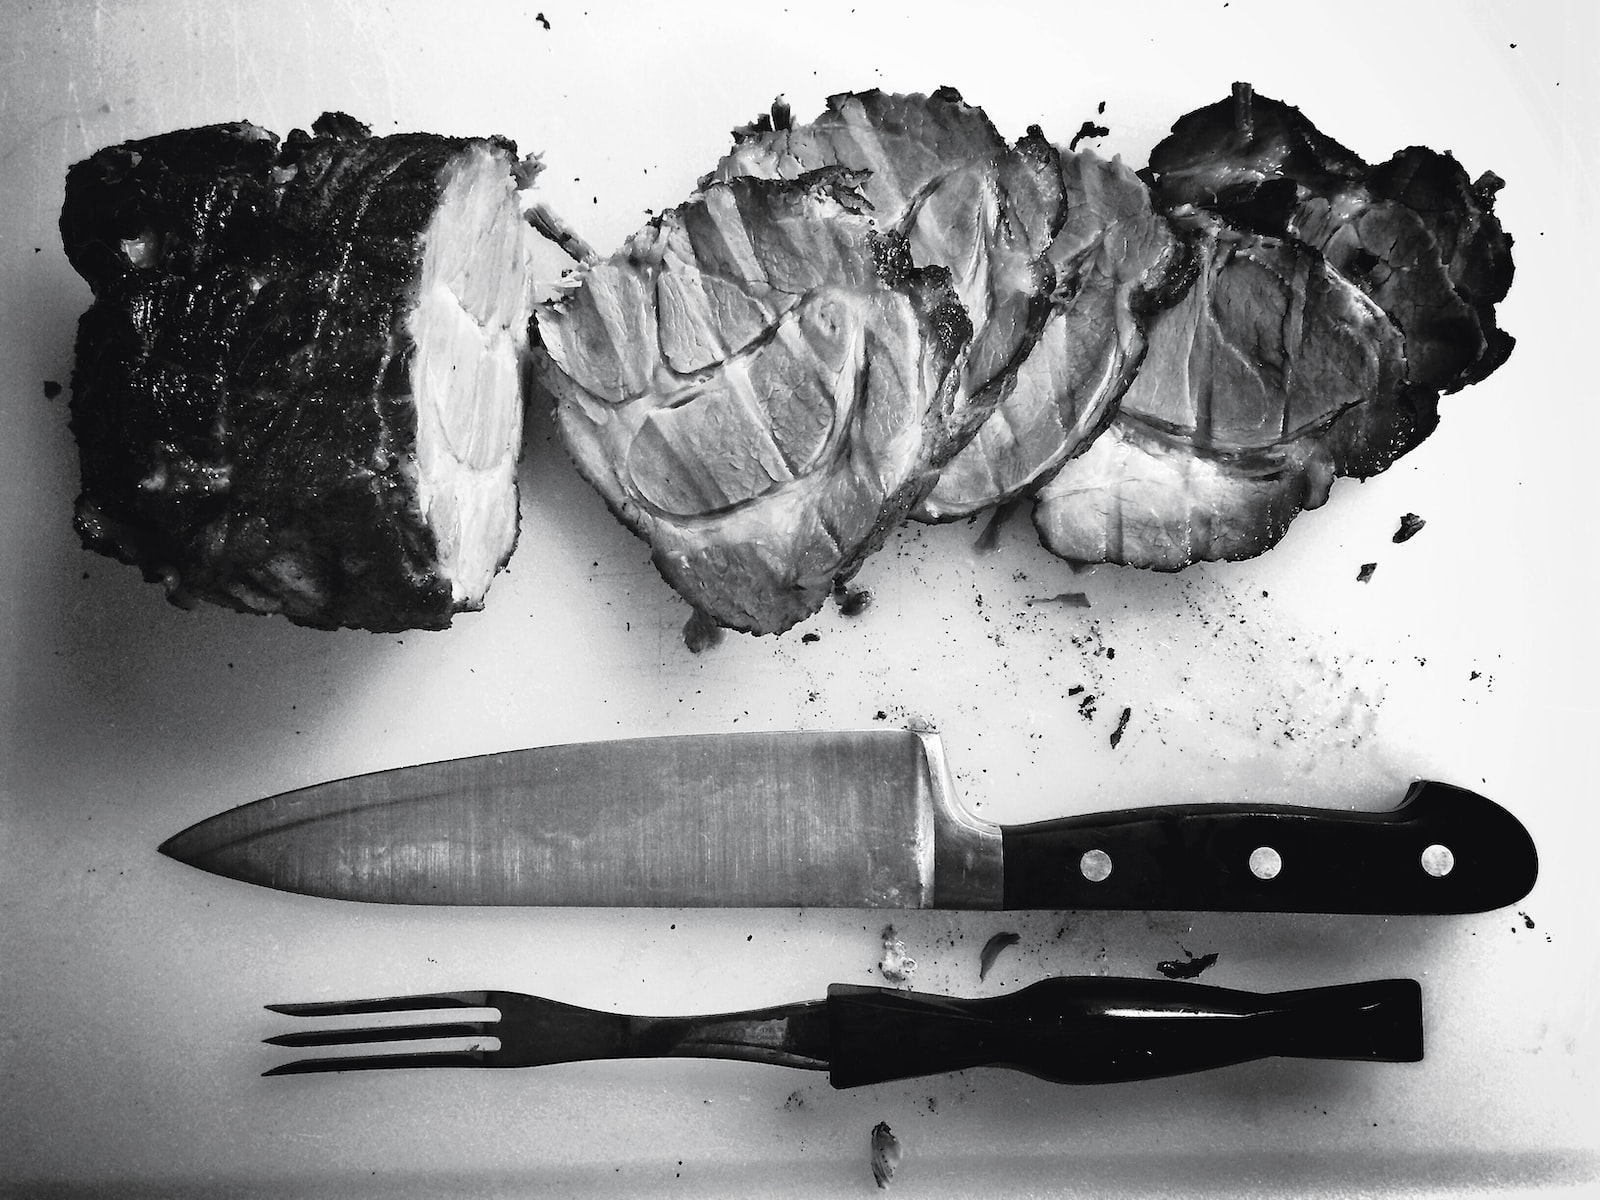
[[621, 1001, 832, 1071]]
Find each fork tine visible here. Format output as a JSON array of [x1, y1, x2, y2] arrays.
[[264, 1049, 490, 1076], [265, 1020, 495, 1048], [266, 992, 494, 1017]]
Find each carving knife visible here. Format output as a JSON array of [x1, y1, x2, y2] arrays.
[[158, 728, 1537, 912]]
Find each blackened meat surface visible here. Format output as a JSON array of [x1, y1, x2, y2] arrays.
[[62, 113, 533, 631], [534, 169, 971, 635], [1150, 83, 1514, 394]]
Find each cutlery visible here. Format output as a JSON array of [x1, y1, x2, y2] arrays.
[[160, 728, 1537, 912], [263, 975, 1424, 1086]]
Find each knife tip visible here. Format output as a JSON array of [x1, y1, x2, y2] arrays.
[[156, 826, 199, 864]]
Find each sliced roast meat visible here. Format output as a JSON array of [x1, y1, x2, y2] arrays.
[[1032, 85, 1511, 570], [916, 149, 1189, 519], [534, 167, 971, 635], [1148, 83, 1515, 393], [705, 89, 1065, 447], [1031, 213, 1406, 569], [61, 113, 535, 631]]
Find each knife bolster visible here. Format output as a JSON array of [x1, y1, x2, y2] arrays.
[[917, 731, 1006, 909]]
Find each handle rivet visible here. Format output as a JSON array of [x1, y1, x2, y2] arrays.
[[1079, 849, 1113, 882], [1249, 846, 1282, 880], [1421, 844, 1455, 878]]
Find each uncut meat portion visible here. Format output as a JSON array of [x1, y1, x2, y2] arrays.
[[917, 150, 1189, 519], [705, 89, 1065, 448], [534, 167, 971, 635], [61, 112, 535, 631], [1032, 84, 1512, 569]]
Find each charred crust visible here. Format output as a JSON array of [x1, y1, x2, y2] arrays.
[[61, 116, 522, 631]]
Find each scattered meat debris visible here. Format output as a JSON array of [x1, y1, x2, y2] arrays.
[[1068, 119, 1111, 151], [870, 1121, 901, 1188], [834, 582, 873, 617], [978, 931, 1021, 980], [878, 925, 916, 984], [1077, 693, 1098, 720], [682, 608, 724, 653], [1393, 513, 1427, 542], [1109, 705, 1132, 747], [534, 11, 550, 28], [1028, 591, 1090, 608], [800, 631, 821, 644], [1356, 562, 1377, 583], [1157, 950, 1220, 980]]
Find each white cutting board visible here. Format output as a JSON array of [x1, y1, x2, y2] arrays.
[[2, 2, 1597, 1195]]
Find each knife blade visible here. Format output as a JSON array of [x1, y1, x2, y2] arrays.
[[158, 728, 1537, 912]]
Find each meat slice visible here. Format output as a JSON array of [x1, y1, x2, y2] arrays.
[[1292, 146, 1515, 391], [534, 167, 971, 635], [916, 150, 1188, 519], [1149, 83, 1514, 394], [705, 89, 1065, 447], [61, 113, 536, 631], [1030, 213, 1406, 568], [1032, 85, 1512, 569]]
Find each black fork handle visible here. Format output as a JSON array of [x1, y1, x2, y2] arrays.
[[824, 976, 1422, 1088]]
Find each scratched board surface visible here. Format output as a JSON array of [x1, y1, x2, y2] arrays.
[[2, 2, 1597, 1196]]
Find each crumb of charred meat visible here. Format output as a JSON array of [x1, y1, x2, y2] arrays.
[[870, 1121, 902, 1188], [978, 930, 1021, 980], [1109, 705, 1132, 747], [1393, 512, 1426, 542], [877, 924, 916, 984], [1156, 950, 1219, 980]]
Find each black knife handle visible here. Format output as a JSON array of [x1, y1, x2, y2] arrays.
[[998, 781, 1536, 914], [824, 976, 1421, 1088]]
